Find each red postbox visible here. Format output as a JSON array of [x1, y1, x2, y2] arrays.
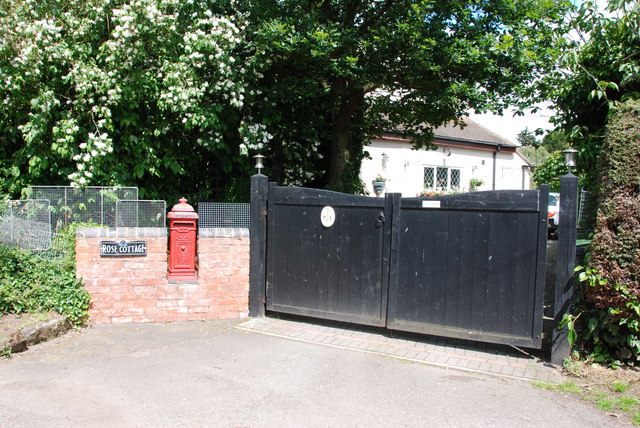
[[167, 197, 199, 280]]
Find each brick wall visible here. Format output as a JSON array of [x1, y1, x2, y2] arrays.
[[76, 227, 249, 324]]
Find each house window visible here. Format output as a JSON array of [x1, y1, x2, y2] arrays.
[[423, 166, 461, 191], [451, 169, 461, 189], [423, 168, 435, 188]]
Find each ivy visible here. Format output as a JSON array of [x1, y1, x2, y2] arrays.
[[565, 266, 640, 366], [0, 243, 91, 326]]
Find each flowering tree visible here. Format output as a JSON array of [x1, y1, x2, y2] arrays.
[[0, 0, 268, 200]]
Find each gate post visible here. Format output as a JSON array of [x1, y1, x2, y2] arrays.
[[550, 173, 579, 365], [249, 173, 268, 317]]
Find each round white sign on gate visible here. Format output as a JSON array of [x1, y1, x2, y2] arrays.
[[320, 206, 336, 228]]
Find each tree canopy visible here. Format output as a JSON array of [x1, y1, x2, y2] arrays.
[[246, 0, 572, 191], [541, 0, 640, 189], [1, 0, 573, 199]]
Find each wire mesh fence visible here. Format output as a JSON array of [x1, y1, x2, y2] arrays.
[[0, 199, 52, 250], [115, 200, 167, 227], [577, 189, 598, 240], [25, 186, 138, 230], [198, 202, 250, 229]]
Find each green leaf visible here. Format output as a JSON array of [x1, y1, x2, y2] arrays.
[[567, 326, 577, 348], [133, 164, 145, 179]]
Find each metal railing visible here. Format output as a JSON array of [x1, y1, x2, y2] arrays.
[[198, 202, 250, 229], [26, 186, 138, 229], [0, 199, 52, 250], [115, 200, 167, 227], [577, 189, 597, 240]]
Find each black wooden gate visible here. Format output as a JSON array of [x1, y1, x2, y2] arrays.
[[255, 180, 548, 348], [266, 184, 392, 326], [386, 191, 548, 347]]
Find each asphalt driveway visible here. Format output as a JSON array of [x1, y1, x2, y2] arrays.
[[0, 320, 619, 427]]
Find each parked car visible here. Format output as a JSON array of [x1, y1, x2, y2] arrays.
[[548, 192, 560, 239]]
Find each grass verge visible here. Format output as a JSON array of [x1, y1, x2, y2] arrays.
[[532, 360, 640, 425]]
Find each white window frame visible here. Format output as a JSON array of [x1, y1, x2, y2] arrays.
[[423, 166, 462, 191]]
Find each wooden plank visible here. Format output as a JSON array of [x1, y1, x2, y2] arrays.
[[267, 202, 292, 308], [414, 209, 430, 323], [443, 212, 463, 327], [267, 303, 386, 327], [325, 209, 340, 314], [470, 212, 490, 330], [530, 185, 549, 348], [455, 211, 478, 329], [551, 176, 579, 364], [303, 207, 319, 313], [315, 208, 332, 313], [497, 212, 518, 335], [414, 210, 429, 323], [284, 205, 302, 309], [386, 193, 402, 326], [271, 186, 385, 208], [386, 319, 539, 348], [337, 207, 351, 315], [510, 212, 538, 338], [265, 182, 278, 311], [249, 174, 268, 317], [401, 190, 540, 212], [352, 206, 384, 321], [347, 208, 364, 316], [398, 211, 429, 321], [428, 211, 449, 325], [388, 207, 423, 325], [484, 211, 508, 334], [379, 193, 395, 322], [356, 206, 385, 319]]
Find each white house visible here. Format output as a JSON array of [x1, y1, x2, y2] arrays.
[[360, 118, 532, 197]]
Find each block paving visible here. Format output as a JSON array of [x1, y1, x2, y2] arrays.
[[237, 316, 564, 383]]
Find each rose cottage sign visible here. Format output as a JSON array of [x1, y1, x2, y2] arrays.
[[100, 239, 147, 257]]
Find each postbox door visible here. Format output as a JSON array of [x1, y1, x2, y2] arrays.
[[170, 224, 197, 271]]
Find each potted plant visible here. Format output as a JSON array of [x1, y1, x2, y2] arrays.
[[469, 178, 484, 191], [372, 174, 388, 196]]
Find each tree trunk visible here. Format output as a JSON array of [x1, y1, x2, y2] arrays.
[[327, 78, 364, 190], [328, 115, 350, 189]]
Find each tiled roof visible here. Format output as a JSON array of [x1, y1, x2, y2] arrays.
[[433, 118, 516, 148]]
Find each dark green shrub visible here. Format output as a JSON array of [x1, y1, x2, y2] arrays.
[[51, 222, 96, 275], [572, 266, 640, 365], [0, 225, 92, 326], [587, 99, 640, 311], [576, 99, 640, 364]]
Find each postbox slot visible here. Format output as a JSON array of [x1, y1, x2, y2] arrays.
[[173, 222, 193, 226]]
